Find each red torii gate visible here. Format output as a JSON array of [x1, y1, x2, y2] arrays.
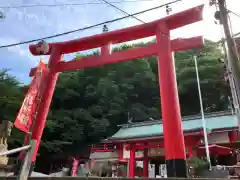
[[28, 5, 204, 177]]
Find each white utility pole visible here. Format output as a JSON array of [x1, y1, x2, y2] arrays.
[[193, 55, 211, 170]]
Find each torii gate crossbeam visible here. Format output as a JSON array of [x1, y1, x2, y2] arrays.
[[28, 4, 204, 178]]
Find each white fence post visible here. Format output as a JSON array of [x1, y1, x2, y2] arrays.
[[19, 140, 36, 180]]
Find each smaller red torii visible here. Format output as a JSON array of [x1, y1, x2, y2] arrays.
[[27, 4, 204, 178]]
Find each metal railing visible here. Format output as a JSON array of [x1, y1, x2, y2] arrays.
[[0, 145, 31, 157]]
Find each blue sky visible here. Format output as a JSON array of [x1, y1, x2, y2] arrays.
[[0, 0, 239, 84]]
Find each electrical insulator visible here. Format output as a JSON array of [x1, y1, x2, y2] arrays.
[[103, 24, 108, 32], [214, 11, 221, 20], [223, 64, 229, 82], [218, 58, 229, 82], [214, 10, 223, 24], [165, 5, 172, 15], [209, 0, 217, 6], [224, 72, 229, 82]]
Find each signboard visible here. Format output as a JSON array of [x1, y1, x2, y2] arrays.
[[148, 147, 189, 157], [14, 61, 48, 133], [123, 144, 189, 159], [202, 132, 230, 144], [148, 147, 165, 157], [122, 144, 143, 158]]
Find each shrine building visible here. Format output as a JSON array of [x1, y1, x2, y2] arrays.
[[90, 111, 240, 177]]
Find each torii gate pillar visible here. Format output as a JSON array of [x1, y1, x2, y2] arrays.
[[157, 24, 187, 177]]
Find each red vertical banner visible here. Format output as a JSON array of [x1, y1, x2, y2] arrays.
[[14, 60, 48, 133], [18, 60, 48, 161]]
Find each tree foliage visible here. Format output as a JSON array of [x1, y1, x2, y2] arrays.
[[0, 40, 231, 172]]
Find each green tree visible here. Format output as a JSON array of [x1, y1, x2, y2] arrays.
[[0, 69, 25, 147], [175, 41, 230, 115]]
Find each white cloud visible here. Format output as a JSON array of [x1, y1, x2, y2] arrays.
[[0, 36, 39, 65]]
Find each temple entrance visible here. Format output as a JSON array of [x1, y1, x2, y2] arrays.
[[16, 4, 204, 178]]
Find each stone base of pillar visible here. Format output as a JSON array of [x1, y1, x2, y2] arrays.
[[166, 159, 187, 177]]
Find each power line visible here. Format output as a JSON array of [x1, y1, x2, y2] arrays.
[[101, 0, 175, 38], [0, 0, 181, 49], [0, 0, 172, 9], [101, 0, 145, 23], [204, 32, 240, 52], [228, 9, 240, 19]]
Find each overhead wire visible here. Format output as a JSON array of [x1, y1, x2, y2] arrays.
[[0, 0, 176, 9], [228, 9, 240, 19], [198, 2, 240, 53], [102, 0, 240, 51], [227, 11, 240, 60], [105, 0, 176, 43], [0, 0, 181, 49], [101, 0, 145, 23], [100, 0, 178, 39]]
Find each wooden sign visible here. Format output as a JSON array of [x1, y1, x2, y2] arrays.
[[148, 147, 165, 157]]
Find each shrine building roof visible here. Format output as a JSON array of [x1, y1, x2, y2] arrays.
[[106, 111, 238, 141]]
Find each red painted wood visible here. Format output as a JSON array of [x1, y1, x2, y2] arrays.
[[27, 5, 205, 171], [133, 143, 163, 150], [129, 145, 136, 177], [228, 130, 238, 143], [31, 49, 62, 162], [197, 145, 233, 156], [117, 144, 123, 161], [156, 23, 186, 160], [29, 36, 203, 76], [187, 146, 193, 158], [143, 145, 149, 177], [91, 149, 113, 152], [29, 5, 203, 56], [56, 37, 203, 73], [101, 43, 112, 56]]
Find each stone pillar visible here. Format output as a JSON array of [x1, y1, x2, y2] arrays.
[[0, 121, 13, 172]]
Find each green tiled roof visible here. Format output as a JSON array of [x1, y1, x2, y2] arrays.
[[108, 112, 238, 140]]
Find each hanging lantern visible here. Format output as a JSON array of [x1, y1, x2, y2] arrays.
[[0, 11, 5, 20], [166, 5, 172, 15], [103, 24, 108, 32]]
